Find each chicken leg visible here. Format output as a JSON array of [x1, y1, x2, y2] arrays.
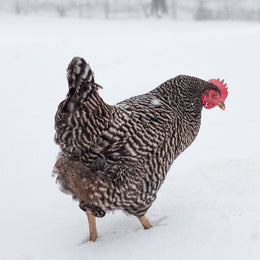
[[138, 216, 153, 229], [87, 211, 98, 242]]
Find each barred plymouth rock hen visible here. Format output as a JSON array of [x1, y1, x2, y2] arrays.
[[53, 57, 228, 241]]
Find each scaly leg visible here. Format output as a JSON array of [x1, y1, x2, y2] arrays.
[[87, 211, 98, 242], [138, 215, 153, 229]]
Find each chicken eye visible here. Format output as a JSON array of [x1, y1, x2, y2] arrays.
[[211, 92, 217, 98]]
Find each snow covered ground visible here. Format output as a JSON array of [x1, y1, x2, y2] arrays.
[[0, 14, 260, 260]]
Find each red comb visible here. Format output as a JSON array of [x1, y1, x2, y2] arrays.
[[209, 78, 228, 100]]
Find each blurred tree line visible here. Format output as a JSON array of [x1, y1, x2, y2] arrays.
[[1, 0, 260, 20]]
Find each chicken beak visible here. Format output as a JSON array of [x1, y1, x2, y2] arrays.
[[218, 101, 225, 110]]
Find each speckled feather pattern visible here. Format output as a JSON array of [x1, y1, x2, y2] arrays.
[[53, 57, 219, 217]]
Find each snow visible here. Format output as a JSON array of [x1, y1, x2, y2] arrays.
[[0, 14, 260, 260]]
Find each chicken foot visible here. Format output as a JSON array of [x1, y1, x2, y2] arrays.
[[138, 216, 153, 229], [87, 211, 98, 242]]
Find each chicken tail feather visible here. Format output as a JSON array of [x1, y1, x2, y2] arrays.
[[67, 57, 95, 96]]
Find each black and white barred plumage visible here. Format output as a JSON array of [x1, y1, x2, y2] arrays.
[[53, 57, 220, 218]]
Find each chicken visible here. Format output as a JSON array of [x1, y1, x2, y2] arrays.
[[53, 57, 228, 241]]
